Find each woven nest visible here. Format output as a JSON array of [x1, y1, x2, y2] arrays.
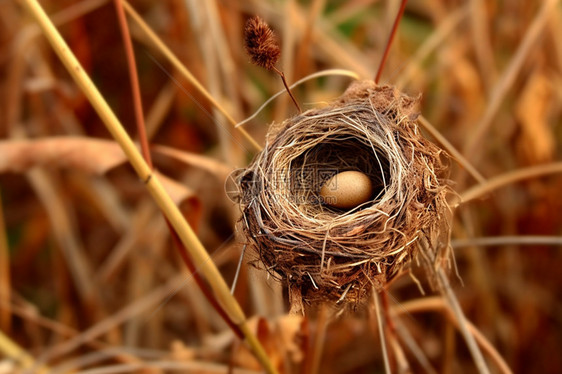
[[239, 80, 451, 306]]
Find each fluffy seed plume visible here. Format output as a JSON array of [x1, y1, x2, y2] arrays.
[[244, 16, 281, 70], [244, 16, 302, 113]]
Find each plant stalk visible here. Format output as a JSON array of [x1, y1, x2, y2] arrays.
[[19, 1, 277, 372]]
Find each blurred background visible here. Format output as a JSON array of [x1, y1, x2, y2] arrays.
[[1, 0, 562, 373]]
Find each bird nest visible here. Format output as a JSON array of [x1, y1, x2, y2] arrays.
[[238, 80, 451, 307]]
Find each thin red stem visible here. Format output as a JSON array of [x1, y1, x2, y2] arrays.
[[375, 0, 408, 84], [113, 0, 240, 337], [113, 0, 152, 168], [273, 66, 302, 113], [167, 223, 243, 339]]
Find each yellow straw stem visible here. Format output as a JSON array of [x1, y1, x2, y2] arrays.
[[19, 1, 277, 373], [0, 330, 49, 373]]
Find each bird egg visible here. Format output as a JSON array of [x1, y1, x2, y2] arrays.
[[319, 171, 373, 209]]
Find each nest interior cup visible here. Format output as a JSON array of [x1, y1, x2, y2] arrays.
[[239, 80, 451, 306]]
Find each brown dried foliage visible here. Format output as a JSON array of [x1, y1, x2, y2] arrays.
[[3, 0, 562, 372]]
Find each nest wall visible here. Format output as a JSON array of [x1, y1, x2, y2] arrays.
[[239, 80, 451, 306]]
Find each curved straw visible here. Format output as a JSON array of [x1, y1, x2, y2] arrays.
[[373, 291, 391, 374], [394, 296, 513, 374], [436, 268, 490, 374], [418, 115, 486, 185], [235, 69, 360, 128], [452, 235, 562, 248], [19, 1, 278, 373], [460, 162, 562, 204]]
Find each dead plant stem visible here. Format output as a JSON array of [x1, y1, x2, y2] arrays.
[[115, 0, 239, 338], [272, 66, 302, 113], [437, 268, 490, 374], [452, 235, 562, 248], [121, 0, 262, 152], [0, 192, 10, 334], [308, 304, 330, 374], [460, 162, 562, 204], [235, 69, 359, 129], [375, 0, 408, 84], [392, 317, 438, 374], [168, 223, 243, 338], [463, 0, 559, 161], [394, 297, 513, 374], [113, 0, 151, 168], [374, 291, 392, 374], [418, 115, 486, 185], [19, 0, 277, 372]]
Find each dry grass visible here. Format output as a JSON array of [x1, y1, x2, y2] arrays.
[[1, 0, 562, 373]]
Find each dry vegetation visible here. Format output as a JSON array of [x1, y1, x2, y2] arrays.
[[1, 0, 562, 373]]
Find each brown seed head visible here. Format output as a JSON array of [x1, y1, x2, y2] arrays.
[[244, 16, 280, 70]]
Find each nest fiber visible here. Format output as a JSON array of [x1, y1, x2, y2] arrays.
[[240, 80, 450, 305]]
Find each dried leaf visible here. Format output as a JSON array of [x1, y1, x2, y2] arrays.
[[231, 315, 308, 372], [0, 137, 231, 181], [274, 314, 308, 363], [0, 137, 202, 229], [169, 340, 196, 362], [0, 137, 126, 175], [232, 317, 277, 371]]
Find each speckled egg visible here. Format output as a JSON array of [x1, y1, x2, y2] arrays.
[[319, 171, 373, 209]]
